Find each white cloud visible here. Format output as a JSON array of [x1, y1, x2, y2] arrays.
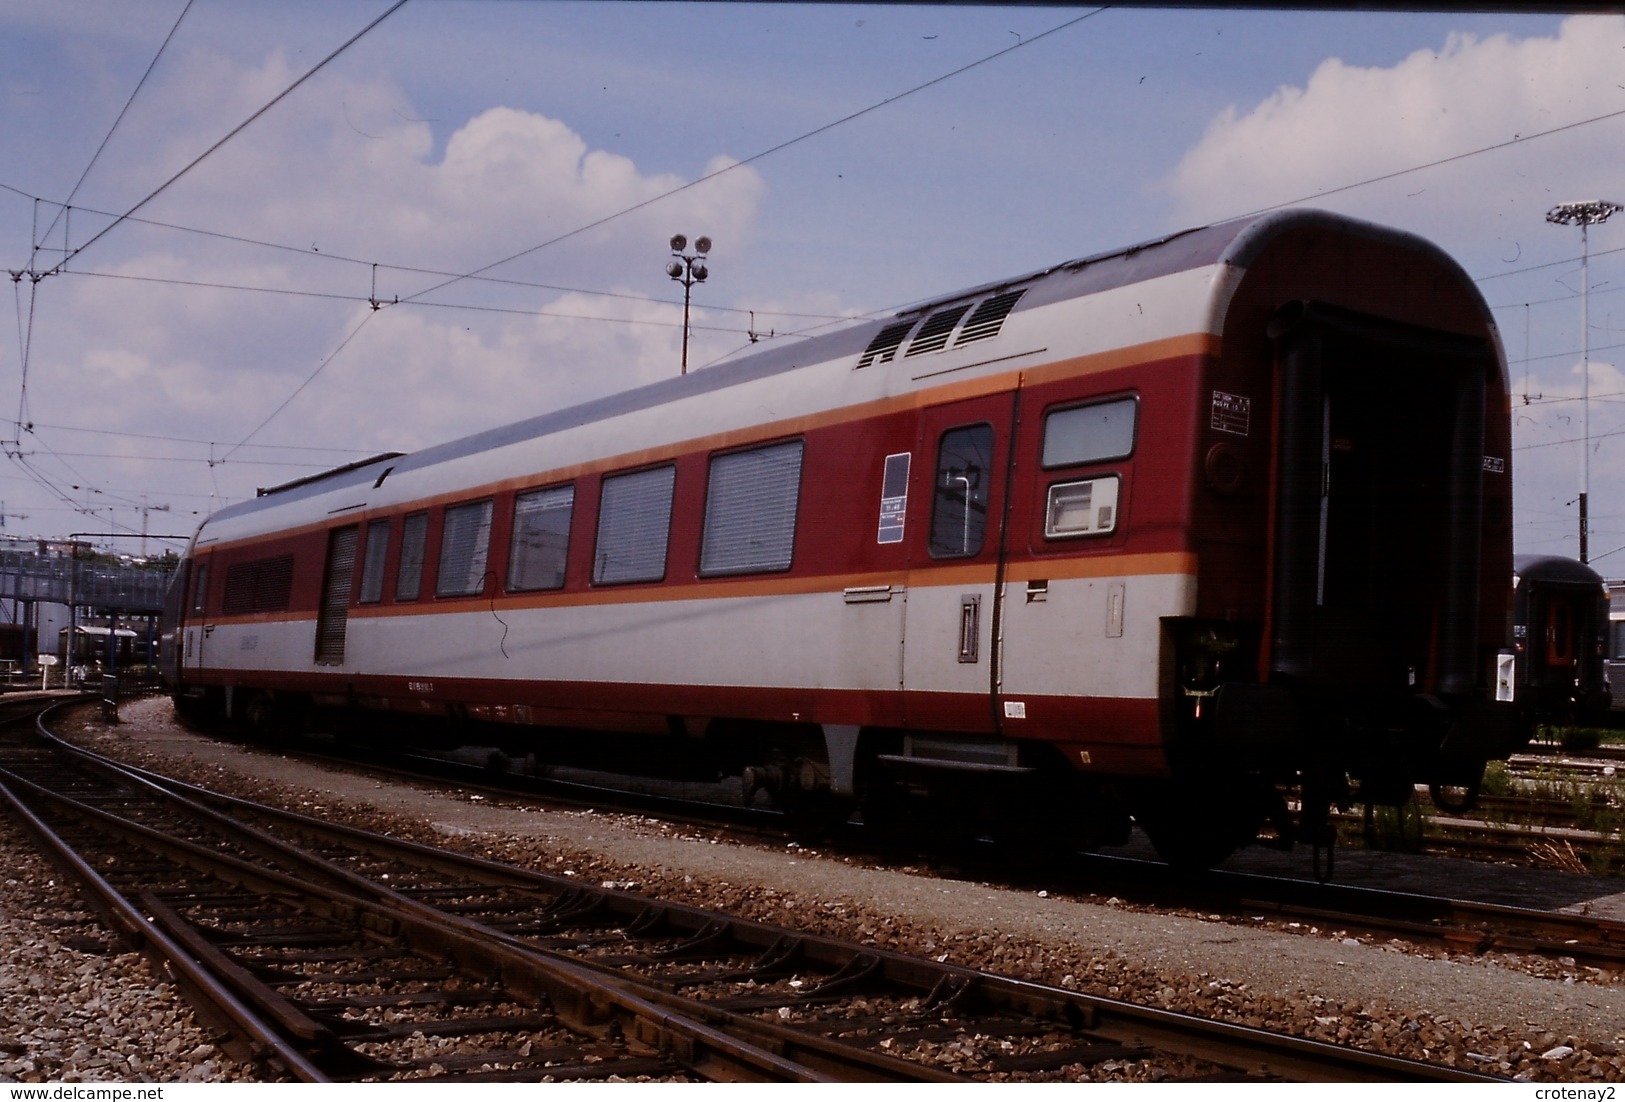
[[1159, 15, 1625, 236], [298, 287, 699, 457], [1156, 15, 1625, 561], [21, 51, 767, 517]]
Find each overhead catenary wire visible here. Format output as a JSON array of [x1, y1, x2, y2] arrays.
[[36, 0, 411, 279], [8, 11, 1621, 334], [0, 0, 411, 528], [206, 6, 1111, 461], [219, 311, 379, 463], [24, 418, 384, 457], [25, 0, 197, 273], [5, 6, 1625, 542], [0, 196, 863, 329], [61, 266, 763, 336], [392, 7, 1112, 307]]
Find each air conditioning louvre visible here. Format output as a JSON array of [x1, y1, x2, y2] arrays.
[[905, 304, 971, 357], [856, 320, 917, 369], [956, 289, 1026, 345]]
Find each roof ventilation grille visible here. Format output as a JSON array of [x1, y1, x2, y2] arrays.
[[955, 289, 1026, 346], [855, 319, 917, 369], [905, 304, 971, 357]]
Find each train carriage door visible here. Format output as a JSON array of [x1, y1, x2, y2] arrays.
[[315, 526, 359, 665], [902, 392, 1017, 731], [1541, 595, 1576, 670], [182, 558, 210, 674], [1270, 304, 1491, 696]]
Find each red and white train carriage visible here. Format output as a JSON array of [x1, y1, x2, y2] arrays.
[[160, 208, 1525, 867]]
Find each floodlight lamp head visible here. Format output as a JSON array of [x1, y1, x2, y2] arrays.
[[670, 233, 687, 252], [694, 235, 712, 255], [691, 262, 708, 282], [1547, 200, 1624, 227], [665, 260, 684, 279]]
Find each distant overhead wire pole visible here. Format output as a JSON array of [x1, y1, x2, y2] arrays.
[[1546, 199, 1623, 564]]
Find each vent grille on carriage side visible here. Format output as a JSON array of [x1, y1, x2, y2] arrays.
[[855, 320, 917, 369], [222, 555, 295, 615], [905, 304, 971, 357], [315, 528, 358, 665], [955, 288, 1026, 346]]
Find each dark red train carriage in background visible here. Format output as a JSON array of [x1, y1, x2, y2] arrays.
[[1512, 554, 1611, 727]]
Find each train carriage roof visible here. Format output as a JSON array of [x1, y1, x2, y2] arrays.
[[1514, 554, 1606, 587], [199, 208, 1486, 538]]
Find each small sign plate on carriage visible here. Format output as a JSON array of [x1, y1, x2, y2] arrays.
[[1210, 390, 1251, 436]]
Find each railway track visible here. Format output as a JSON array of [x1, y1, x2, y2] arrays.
[[148, 715, 1625, 982], [1517, 742, 1625, 762], [0, 703, 1499, 1084], [1382, 797, 1619, 869], [287, 729, 1625, 976], [1149, 861, 1625, 976]]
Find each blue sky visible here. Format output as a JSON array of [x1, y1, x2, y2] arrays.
[[2, 2, 1621, 567]]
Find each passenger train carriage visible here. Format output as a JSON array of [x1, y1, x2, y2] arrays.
[[160, 208, 1526, 868], [1511, 554, 1611, 726]]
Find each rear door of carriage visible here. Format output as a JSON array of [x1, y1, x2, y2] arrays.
[[1267, 305, 1494, 697]]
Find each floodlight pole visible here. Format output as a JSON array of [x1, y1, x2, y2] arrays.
[[665, 233, 711, 375], [1547, 200, 1622, 564]]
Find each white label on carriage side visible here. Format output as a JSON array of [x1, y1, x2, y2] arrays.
[[1003, 700, 1027, 719], [1210, 390, 1251, 436], [1483, 455, 1505, 473]]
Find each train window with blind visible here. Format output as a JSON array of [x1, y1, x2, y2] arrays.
[[700, 440, 803, 576], [357, 519, 391, 604], [508, 484, 574, 592], [594, 465, 676, 584], [395, 512, 429, 601], [436, 500, 495, 598], [1041, 396, 1137, 467], [929, 423, 994, 558]]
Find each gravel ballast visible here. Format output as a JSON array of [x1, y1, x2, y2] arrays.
[[4, 696, 1623, 1083], [0, 815, 261, 1082]]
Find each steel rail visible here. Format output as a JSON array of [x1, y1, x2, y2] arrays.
[[0, 772, 842, 1082], [38, 717, 1503, 1084], [1027, 848, 1625, 978], [0, 771, 330, 1081], [162, 720, 1625, 976]]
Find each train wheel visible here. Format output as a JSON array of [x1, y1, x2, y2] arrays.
[[1130, 780, 1261, 871], [775, 787, 852, 842], [857, 775, 907, 836], [858, 773, 977, 849], [1429, 760, 1484, 814], [241, 691, 305, 741], [1135, 813, 1238, 871], [242, 692, 281, 740], [172, 688, 223, 726]]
